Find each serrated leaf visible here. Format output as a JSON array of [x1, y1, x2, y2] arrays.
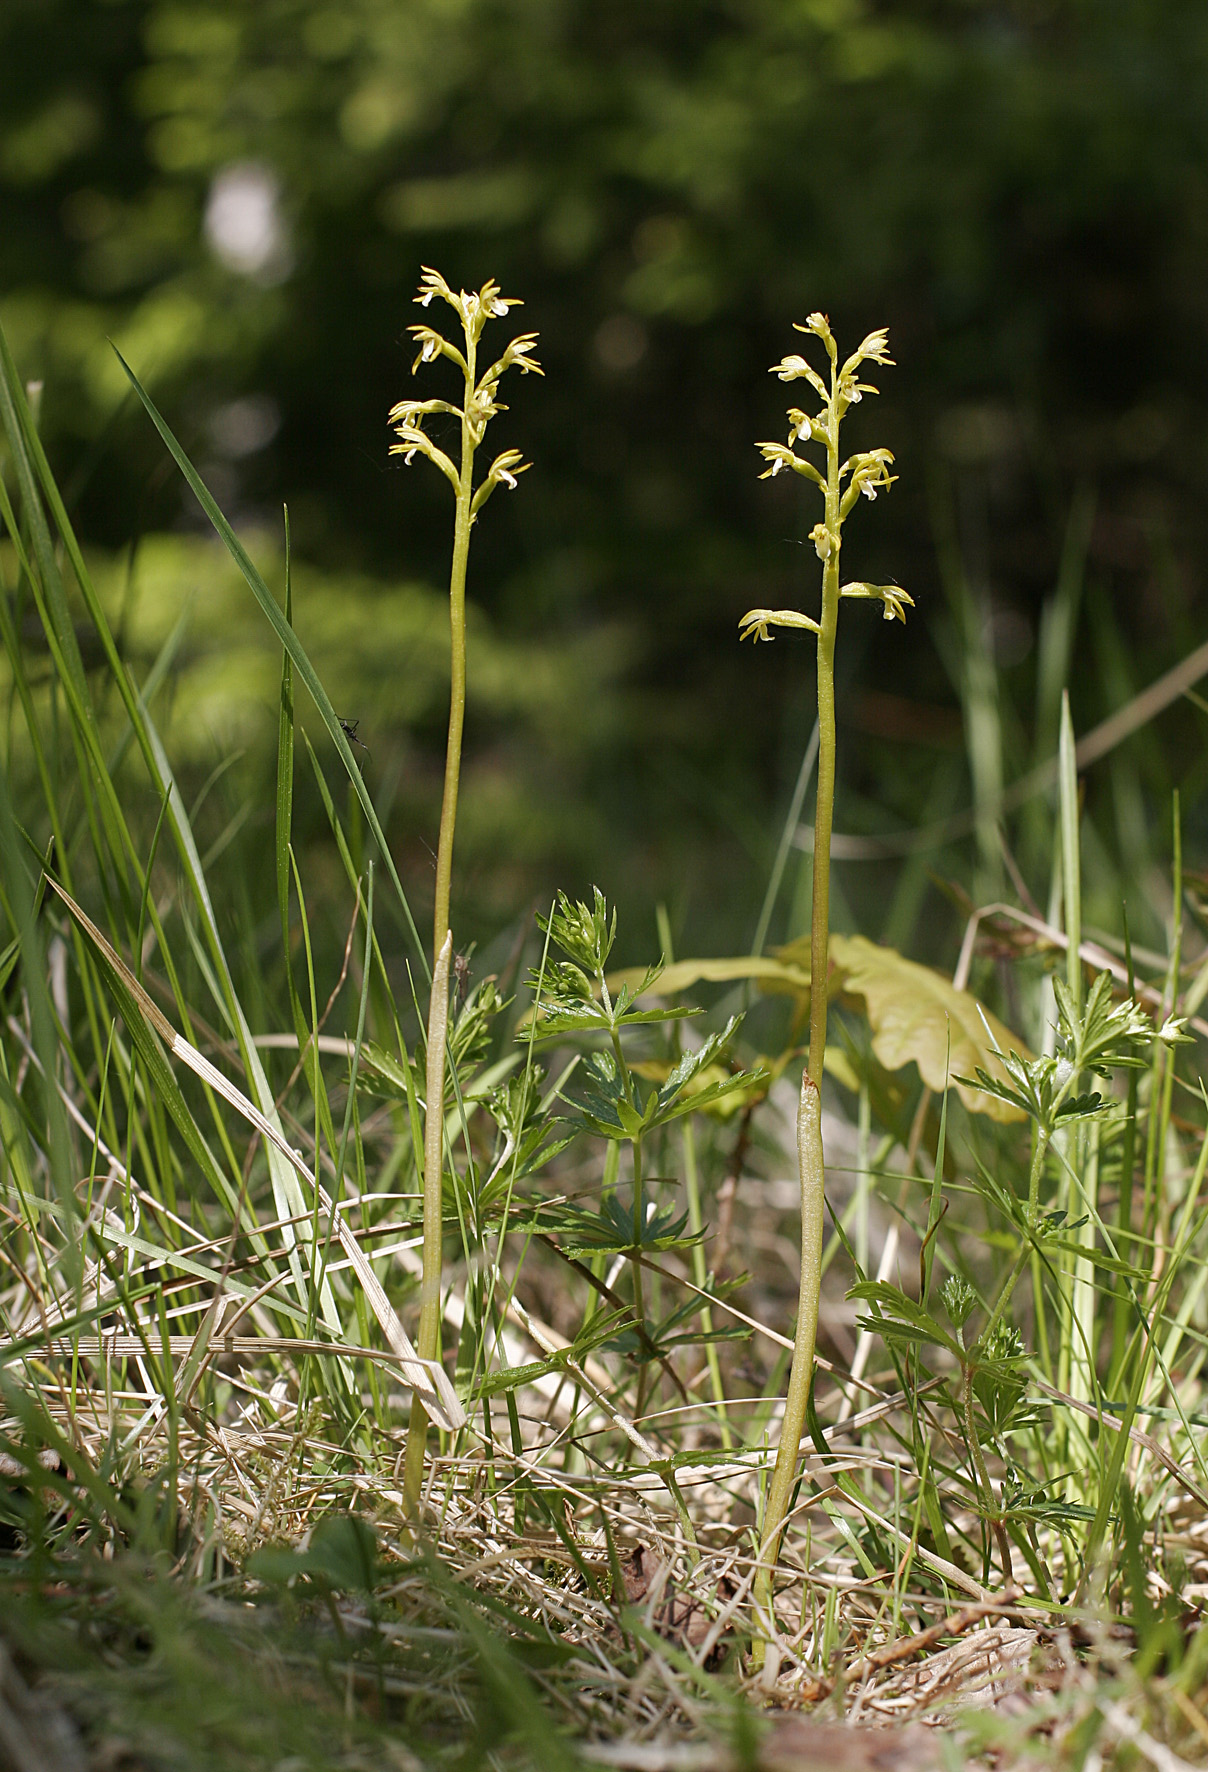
[[528, 1001, 615, 1039], [853, 1315, 950, 1352], [527, 999, 698, 1041], [613, 1005, 700, 1027], [647, 1068, 768, 1128], [358, 1041, 414, 1096], [612, 958, 666, 1009], [1054, 1091, 1106, 1123], [542, 1196, 695, 1259], [631, 1057, 768, 1122], [654, 1014, 741, 1105], [559, 1049, 631, 1136], [846, 1280, 963, 1356]]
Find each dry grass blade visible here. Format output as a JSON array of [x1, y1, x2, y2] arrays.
[[1032, 1376, 1208, 1508], [793, 1590, 1022, 1704], [44, 876, 465, 1433]]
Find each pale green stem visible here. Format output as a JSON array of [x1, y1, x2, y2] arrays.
[[432, 336, 478, 960], [406, 323, 480, 1520], [602, 1022, 648, 1355], [808, 549, 841, 1077], [403, 930, 453, 1518], [1057, 691, 1082, 1414], [754, 1072, 825, 1647], [630, 1134, 648, 1428], [1028, 1127, 1051, 1217], [754, 368, 841, 1657], [1070, 1118, 1100, 1409]]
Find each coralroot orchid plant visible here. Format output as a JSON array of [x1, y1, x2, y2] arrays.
[[740, 312, 911, 1659], [389, 268, 542, 1514]]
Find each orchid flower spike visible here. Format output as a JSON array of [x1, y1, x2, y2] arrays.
[[390, 265, 539, 511]]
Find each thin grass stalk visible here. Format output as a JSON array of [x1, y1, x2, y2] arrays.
[[680, 1117, 731, 1447], [1111, 914, 1141, 1387], [749, 722, 819, 965], [931, 464, 1005, 899], [1137, 804, 1183, 1436]]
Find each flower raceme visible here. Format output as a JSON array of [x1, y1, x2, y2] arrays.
[[742, 314, 912, 642], [388, 267, 542, 518]]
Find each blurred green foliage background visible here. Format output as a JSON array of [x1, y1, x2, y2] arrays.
[[4, 0, 1208, 961]]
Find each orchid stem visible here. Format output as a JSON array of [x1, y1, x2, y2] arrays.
[[742, 318, 902, 1671]]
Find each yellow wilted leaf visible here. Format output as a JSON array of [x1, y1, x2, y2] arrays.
[[607, 954, 811, 998], [609, 938, 1029, 1122], [819, 934, 1027, 1122]]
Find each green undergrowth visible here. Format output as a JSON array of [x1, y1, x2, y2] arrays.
[[0, 523, 630, 922], [3, 288, 1208, 1772]]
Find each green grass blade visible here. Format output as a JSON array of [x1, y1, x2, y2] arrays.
[[276, 507, 296, 951], [749, 720, 818, 959], [112, 347, 427, 980]]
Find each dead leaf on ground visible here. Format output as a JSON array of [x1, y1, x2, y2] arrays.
[[760, 1717, 941, 1772], [618, 1544, 733, 1661]]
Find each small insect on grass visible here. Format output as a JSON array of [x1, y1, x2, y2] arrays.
[[339, 717, 370, 759], [452, 947, 472, 1007]]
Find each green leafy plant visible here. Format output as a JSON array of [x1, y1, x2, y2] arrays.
[[530, 891, 763, 1436], [960, 968, 1186, 1218], [739, 313, 911, 1657]]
